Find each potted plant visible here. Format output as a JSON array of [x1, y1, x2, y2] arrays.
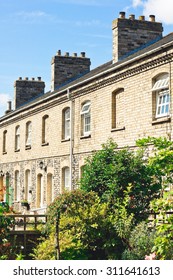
[[21, 200, 30, 210]]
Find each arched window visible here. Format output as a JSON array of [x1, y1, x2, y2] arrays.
[[152, 73, 170, 118], [0, 173, 4, 202], [26, 121, 32, 147], [3, 130, 7, 154], [14, 170, 20, 201], [15, 125, 20, 151], [25, 170, 31, 202], [112, 88, 124, 129], [42, 115, 49, 145], [37, 174, 44, 208], [62, 107, 70, 140], [62, 167, 70, 191], [81, 101, 91, 136], [47, 173, 53, 205]]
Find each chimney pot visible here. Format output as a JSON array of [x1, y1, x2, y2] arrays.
[[119, 12, 126, 19], [73, 53, 77, 57], [19, 77, 22, 80], [139, 15, 145, 21], [65, 52, 69, 57], [7, 100, 12, 110], [32, 77, 35, 81], [81, 52, 85, 58], [149, 15, 155, 22], [37, 77, 41, 81], [57, 50, 61, 56], [129, 14, 135, 20], [25, 77, 28, 80]]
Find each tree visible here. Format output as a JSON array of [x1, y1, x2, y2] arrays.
[[80, 139, 161, 221], [32, 190, 125, 260]]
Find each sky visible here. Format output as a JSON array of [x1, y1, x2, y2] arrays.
[[0, 0, 173, 117]]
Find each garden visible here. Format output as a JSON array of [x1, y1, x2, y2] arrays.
[[0, 137, 173, 260]]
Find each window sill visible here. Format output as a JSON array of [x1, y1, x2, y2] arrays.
[[80, 134, 91, 139], [25, 145, 31, 150], [15, 149, 20, 152], [61, 138, 70, 143], [42, 142, 49, 146], [152, 116, 171, 125], [3, 151, 7, 155], [111, 127, 125, 132]]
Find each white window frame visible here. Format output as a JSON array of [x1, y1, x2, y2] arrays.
[[26, 121, 32, 146], [156, 90, 170, 118], [81, 101, 91, 136], [152, 74, 170, 118], [64, 108, 70, 139], [62, 167, 70, 191], [15, 126, 20, 151], [14, 170, 20, 201]]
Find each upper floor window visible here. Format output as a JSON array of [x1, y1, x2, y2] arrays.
[[26, 121, 32, 148], [62, 107, 70, 140], [3, 130, 7, 154], [42, 115, 49, 145], [81, 101, 91, 136], [15, 125, 20, 151], [152, 74, 170, 118], [112, 88, 124, 130]]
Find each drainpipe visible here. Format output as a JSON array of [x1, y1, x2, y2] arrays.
[[67, 88, 73, 190]]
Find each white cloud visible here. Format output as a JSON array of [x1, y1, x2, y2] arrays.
[[132, 0, 143, 7], [14, 11, 54, 24], [0, 93, 10, 107], [143, 0, 173, 24], [132, 0, 173, 25]]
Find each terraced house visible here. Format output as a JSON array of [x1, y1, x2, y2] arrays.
[[0, 12, 172, 213]]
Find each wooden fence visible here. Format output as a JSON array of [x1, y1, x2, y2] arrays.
[[8, 214, 48, 232]]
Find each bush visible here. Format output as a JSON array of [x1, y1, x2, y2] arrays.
[[122, 222, 156, 260]]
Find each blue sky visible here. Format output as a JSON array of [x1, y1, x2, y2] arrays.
[[0, 0, 173, 117]]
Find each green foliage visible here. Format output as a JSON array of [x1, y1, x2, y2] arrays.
[[122, 222, 156, 260], [32, 137, 173, 260], [32, 190, 124, 260], [150, 190, 173, 260], [80, 139, 161, 221]]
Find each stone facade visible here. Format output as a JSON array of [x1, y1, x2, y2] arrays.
[[0, 12, 173, 213]]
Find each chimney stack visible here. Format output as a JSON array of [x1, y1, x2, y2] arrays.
[[112, 12, 163, 63], [14, 77, 45, 109], [51, 51, 91, 92]]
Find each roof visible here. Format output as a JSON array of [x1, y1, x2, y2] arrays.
[[1, 32, 173, 120]]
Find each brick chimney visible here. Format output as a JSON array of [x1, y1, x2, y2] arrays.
[[51, 50, 91, 92], [112, 12, 163, 63], [14, 77, 45, 109]]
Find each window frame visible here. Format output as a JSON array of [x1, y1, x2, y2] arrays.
[[15, 125, 20, 151], [156, 89, 170, 118], [26, 121, 32, 148], [3, 130, 7, 154], [152, 74, 170, 119], [80, 101, 91, 136], [62, 166, 70, 191], [42, 115, 49, 145], [62, 107, 70, 140]]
